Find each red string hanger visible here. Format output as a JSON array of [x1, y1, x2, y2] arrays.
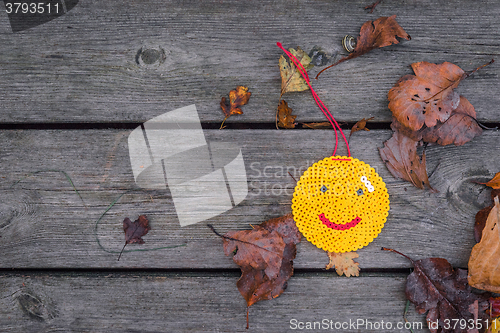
[[277, 42, 351, 158], [279, 42, 390, 254]]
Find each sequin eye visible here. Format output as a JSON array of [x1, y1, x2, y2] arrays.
[[356, 188, 364, 196], [320, 185, 328, 193]]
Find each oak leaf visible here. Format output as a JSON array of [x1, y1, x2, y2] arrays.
[[468, 196, 500, 293], [316, 15, 410, 78], [220, 86, 251, 129], [385, 248, 491, 333], [349, 117, 374, 139], [379, 126, 433, 190], [217, 214, 301, 328], [478, 172, 500, 189], [277, 100, 297, 129], [325, 252, 360, 277], [118, 215, 150, 260], [279, 47, 313, 96]]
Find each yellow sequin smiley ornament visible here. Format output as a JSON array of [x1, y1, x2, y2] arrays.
[[277, 42, 390, 253], [292, 156, 389, 253]]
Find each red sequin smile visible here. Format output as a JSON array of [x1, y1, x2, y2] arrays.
[[318, 213, 361, 230]]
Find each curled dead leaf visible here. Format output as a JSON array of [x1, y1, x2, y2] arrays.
[[389, 62, 465, 131], [384, 248, 491, 333], [316, 15, 410, 79], [212, 214, 301, 329], [350, 117, 374, 139], [379, 126, 433, 190], [468, 196, 500, 293], [277, 100, 297, 129], [391, 96, 482, 146]]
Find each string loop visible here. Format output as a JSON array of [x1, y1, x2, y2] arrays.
[[277, 42, 351, 157]]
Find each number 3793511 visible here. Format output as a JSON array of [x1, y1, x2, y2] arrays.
[[5, 2, 60, 14]]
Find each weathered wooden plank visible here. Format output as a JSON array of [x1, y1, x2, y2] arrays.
[[0, 272, 426, 333], [0, 0, 498, 123], [0, 128, 497, 269]]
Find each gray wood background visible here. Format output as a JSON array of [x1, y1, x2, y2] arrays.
[[0, 0, 498, 332]]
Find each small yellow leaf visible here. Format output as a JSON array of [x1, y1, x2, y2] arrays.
[[326, 251, 360, 277], [279, 47, 313, 96]]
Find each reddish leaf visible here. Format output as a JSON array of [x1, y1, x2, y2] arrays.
[[384, 248, 491, 333], [389, 62, 465, 131], [388, 60, 493, 133], [379, 126, 433, 190], [391, 96, 482, 146], [215, 214, 301, 328], [277, 100, 297, 129], [350, 117, 374, 139], [220, 86, 251, 128], [118, 215, 151, 260], [316, 15, 410, 78], [489, 297, 500, 318]]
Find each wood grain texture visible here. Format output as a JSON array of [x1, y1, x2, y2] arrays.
[[0, 0, 498, 123], [0, 272, 425, 332], [0, 128, 497, 269]]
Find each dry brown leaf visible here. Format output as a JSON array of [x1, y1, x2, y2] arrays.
[[302, 122, 333, 129], [478, 172, 500, 189], [391, 96, 482, 147], [118, 215, 150, 261], [216, 214, 301, 329], [468, 196, 500, 293], [389, 62, 467, 131], [316, 15, 410, 79], [277, 100, 297, 129], [474, 189, 500, 242], [379, 126, 433, 190], [279, 47, 313, 96], [388, 60, 493, 134], [326, 252, 360, 277], [385, 248, 491, 333], [350, 117, 374, 139], [220, 86, 251, 129]]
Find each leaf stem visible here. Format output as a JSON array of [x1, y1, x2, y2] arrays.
[[207, 224, 284, 259], [219, 116, 228, 130], [424, 59, 495, 103], [246, 306, 250, 329], [381, 247, 415, 264], [315, 57, 349, 79], [465, 59, 494, 78], [117, 243, 127, 261]]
